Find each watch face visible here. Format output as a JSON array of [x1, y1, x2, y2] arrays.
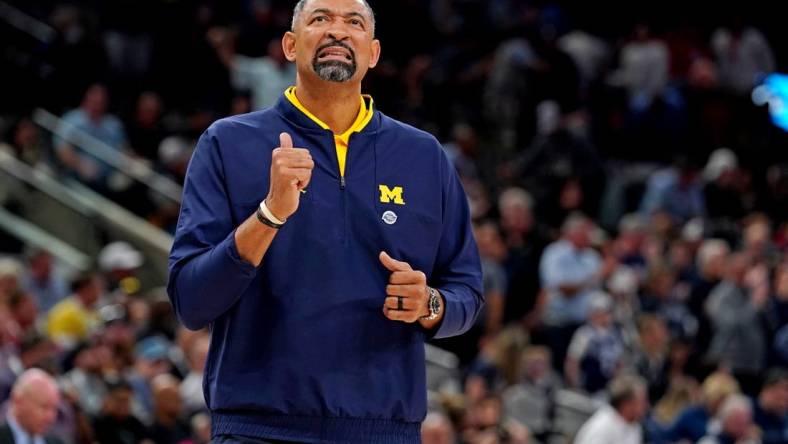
[[429, 290, 441, 314]]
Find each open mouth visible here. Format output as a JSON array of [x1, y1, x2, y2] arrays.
[[317, 46, 353, 62]]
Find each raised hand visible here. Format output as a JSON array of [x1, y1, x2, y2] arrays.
[[265, 132, 314, 221]]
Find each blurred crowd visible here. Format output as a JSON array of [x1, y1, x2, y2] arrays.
[[1, 1, 787, 444]]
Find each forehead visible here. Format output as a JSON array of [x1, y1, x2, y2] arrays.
[[301, 0, 369, 17]]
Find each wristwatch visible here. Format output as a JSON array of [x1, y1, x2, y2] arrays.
[[420, 287, 442, 320]]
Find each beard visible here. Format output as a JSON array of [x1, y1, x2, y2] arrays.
[[312, 41, 357, 82]]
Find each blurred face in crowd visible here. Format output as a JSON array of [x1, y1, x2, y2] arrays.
[[589, 307, 613, 329], [12, 291, 38, 330], [76, 275, 104, 307], [153, 378, 182, 419], [82, 85, 109, 120], [566, 221, 592, 249], [136, 92, 162, 127], [499, 202, 533, 237], [775, 265, 788, 299], [421, 413, 455, 444], [29, 251, 53, 281], [760, 379, 788, 415], [725, 254, 750, 285], [104, 386, 134, 419], [11, 374, 60, 436], [473, 223, 507, 262], [620, 386, 649, 423], [14, 120, 39, 149], [639, 317, 669, 354], [722, 405, 753, 439], [283, 0, 380, 84]]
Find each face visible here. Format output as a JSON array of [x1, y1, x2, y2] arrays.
[[83, 85, 108, 118], [723, 408, 752, 439], [106, 388, 133, 418], [14, 384, 60, 436], [283, 0, 380, 84]]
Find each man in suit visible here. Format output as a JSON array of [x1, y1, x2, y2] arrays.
[[0, 368, 63, 444]]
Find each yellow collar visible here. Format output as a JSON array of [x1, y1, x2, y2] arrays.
[[284, 86, 374, 141]]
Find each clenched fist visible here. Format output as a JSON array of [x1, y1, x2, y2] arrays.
[[380, 251, 430, 323], [265, 132, 314, 221]]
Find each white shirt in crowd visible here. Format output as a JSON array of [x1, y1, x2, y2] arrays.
[[573, 406, 643, 444]]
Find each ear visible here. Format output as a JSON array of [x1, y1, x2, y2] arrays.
[[282, 32, 297, 62], [368, 39, 381, 69]]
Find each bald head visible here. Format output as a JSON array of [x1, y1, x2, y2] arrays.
[[291, 0, 376, 35], [10, 368, 60, 436]]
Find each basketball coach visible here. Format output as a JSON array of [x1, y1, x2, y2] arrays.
[[167, 0, 484, 442]]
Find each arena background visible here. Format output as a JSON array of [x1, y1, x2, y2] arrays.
[[1, 0, 787, 443]]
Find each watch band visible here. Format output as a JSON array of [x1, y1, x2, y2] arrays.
[[256, 206, 284, 229]]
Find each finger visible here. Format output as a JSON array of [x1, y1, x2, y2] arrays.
[[274, 148, 312, 158], [385, 284, 425, 298], [276, 158, 314, 169], [279, 132, 293, 149], [384, 296, 419, 311], [389, 270, 426, 285], [382, 306, 417, 323], [379, 251, 413, 272]]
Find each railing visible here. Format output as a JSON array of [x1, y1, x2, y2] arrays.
[[0, 206, 91, 271], [0, 1, 56, 44], [32, 108, 184, 204], [0, 150, 173, 284]]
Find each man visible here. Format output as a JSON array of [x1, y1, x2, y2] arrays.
[[46, 272, 104, 349], [698, 394, 761, 444], [0, 368, 64, 444], [753, 369, 788, 444], [167, 0, 484, 443], [573, 374, 649, 444], [537, 213, 602, 368]]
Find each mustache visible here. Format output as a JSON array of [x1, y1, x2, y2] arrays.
[[314, 39, 356, 62]]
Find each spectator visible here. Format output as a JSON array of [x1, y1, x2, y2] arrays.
[[443, 123, 481, 182], [421, 411, 456, 444], [705, 253, 767, 390], [703, 148, 747, 223], [573, 374, 649, 444], [46, 272, 104, 349], [5, 290, 38, 345], [688, 239, 730, 347], [179, 333, 209, 416], [0, 119, 51, 170], [0, 368, 63, 444], [753, 369, 788, 444], [712, 22, 776, 95], [127, 92, 167, 161], [498, 188, 547, 326], [610, 24, 671, 113], [208, 30, 296, 110], [652, 376, 700, 427], [502, 346, 562, 441], [538, 213, 603, 367], [634, 315, 670, 403], [640, 157, 706, 225], [53, 84, 129, 191], [59, 341, 112, 417], [698, 394, 760, 444], [565, 292, 626, 394], [19, 249, 69, 315], [148, 374, 189, 444], [666, 371, 741, 443], [91, 379, 150, 444]]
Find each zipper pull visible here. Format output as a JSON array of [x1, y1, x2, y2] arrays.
[[340, 176, 346, 190]]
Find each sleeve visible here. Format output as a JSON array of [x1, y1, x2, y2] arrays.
[[166, 125, 258, 330], [566, 327, 592, 360], [424, 147, 484, 340]]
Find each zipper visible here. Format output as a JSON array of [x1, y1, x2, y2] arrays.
[[340, 175, 346, 190]]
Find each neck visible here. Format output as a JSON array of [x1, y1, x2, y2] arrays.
[[295, 76, 361, 134]]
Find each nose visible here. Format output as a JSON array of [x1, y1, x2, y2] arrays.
[[326, 24, 350, 42]]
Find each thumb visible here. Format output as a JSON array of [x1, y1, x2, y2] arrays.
[[379, 251, 412, 272], [279, 132, 293, 149]]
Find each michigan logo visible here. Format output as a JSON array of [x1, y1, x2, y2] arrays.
[[379, 185, 405, 205]]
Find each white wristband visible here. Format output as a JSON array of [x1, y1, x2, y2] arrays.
[[260, 200, 286, 225]]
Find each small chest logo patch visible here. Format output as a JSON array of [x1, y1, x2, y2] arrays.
[[382, 210, 398, 225], [379, 185, 406, 205]]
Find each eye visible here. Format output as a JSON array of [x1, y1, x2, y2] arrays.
[[350, 18, 362, 26], [312, 15, 328, 23]]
